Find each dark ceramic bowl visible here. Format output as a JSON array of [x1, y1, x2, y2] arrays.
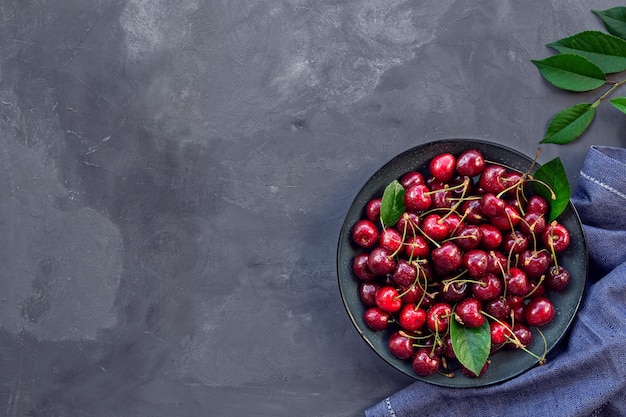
[[337, 139, 587, 387]]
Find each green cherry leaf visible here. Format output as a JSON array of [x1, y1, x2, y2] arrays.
[[593, 7, 626, 41], [547, 30, 626, 74], [380, 180, 405, 227], [541, 103, 596, 145], [610, 97, 626, 114], [531, 157, 571, 222], [450, 317, 490, 377], [531, 54, 606, 92]]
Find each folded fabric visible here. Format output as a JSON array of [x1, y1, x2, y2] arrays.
[[366, 145, 626, 417]]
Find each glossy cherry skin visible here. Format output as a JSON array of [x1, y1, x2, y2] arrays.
[[412, 348, 441, 377], [439, 281, 469, 303], [431, 241, 462, 272], [478, 165, 507, 194], [454, 224, 483, 251], [379, 227, 403, 253], [405, 235, 430, 259], [352, 253, 376, 281], [456, 149, 485, 177], [387, 331, 415, 360], [519, 212, 547, 236], [396, 212, 420, 236], [505, 267, 530, 297], [472, 273, 502, 301], [525, 195, 549, 215], [398, 304, 427, 332], [542, 222, 571, 253], [502, 230, 530, 255], [392, 259, 418, 288], [454, 297, 485, 328], [483, 297, 510, 321], [480, 193, 506, 217], [422, 214, 450, 241], [509, 323, 533, 349], [365, 198, 382, 222], [490, 320, 513, 345], [429, 153, 456, 182], [400, 171, 425, 189], [375, 286, 403, 313], [367, 247, 396, 276], [404, 184, 432, 212], [426, 303, 453, 333], [352, 219, 379, 248], [479, 224, 502, 250], [546, 265, 570, 291], [463, 249, 490, 278], [519, 249, 550, 279], [363, 307, 390, 331], [358, 282, 380, 307], [524, 296, 556, 327]]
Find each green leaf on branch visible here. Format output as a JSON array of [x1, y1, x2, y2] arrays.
[[450, 318, 490, 377], [380, 180, 405, 227], [547, 30, 626, 74], [593, 7, 626, 40], [531, 54, 606, 92], [541, 103, 596, 145], [531, 157, 571, 222], [611, 97, 626, 114]]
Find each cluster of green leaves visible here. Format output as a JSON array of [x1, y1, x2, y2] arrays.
[[532, 7, 626, 144]]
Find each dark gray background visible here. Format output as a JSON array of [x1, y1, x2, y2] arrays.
[[0, 1, 624, 416]]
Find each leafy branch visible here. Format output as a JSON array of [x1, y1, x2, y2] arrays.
[[532, 7, 626, 144]]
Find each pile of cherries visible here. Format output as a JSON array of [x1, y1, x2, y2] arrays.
[[351, 149, 571, 378]]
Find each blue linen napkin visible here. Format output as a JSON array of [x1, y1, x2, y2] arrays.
[[366, 145, 626, 417]]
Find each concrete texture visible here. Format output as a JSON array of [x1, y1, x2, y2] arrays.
[[0, 0, 624, 416]]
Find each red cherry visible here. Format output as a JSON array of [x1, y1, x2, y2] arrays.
[[426, 303, 453, 333], [524, 296, 556, 327], [412, 348, 440, 377], [352, 219, 379, 248], [375, 286, 403, 313], [429, 153, 456, 182], [456, 149, 485, 177], [363, 307, 390, 331], [399, 304, 427, 332], [365, 198, 382, 222], [404, 184, 432, 212]]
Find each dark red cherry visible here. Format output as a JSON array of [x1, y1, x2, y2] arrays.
[[439, 280, 469, 303], [483, 297, 510, 321], [392, 259, 418, 287], [412, 348, 441, 377], [525, 195, 549, 216], [429, 153, 456, 182], [431, 241, 462, 272], [542, 222, 571, 253], [454, 297, 485, 328], [351, 219, 379, 248], [524, 296, 556, 327], [400, 171, 425, 189], [490, 320, 513, 345], [379, 227, 403, 253], [462, 199, 487, 224], [426, 303, 453, 333], [486, 251, 507, 275], [490, 205, 521, 230], [456, 149, 485, 177], [461, 361, 489, 378], [367, 247, 396, 276], [405, 235, 430, 259], [478, 165, 507, 194], [519, 212, 547, 236], [404, 184, 432, 212], [546, 265, 570, 291], [363, 307, 390, 331], [509, 323, 533, 349], [422, 214, 450, 241], [479, 224, 502, 250], [352, 253, 376, 281], [375, 286, 402, 313], [480, 193, 506, 217], [472, 273, 502, 301], [387, 331, 415, 360], [463, 249, 490, 278], [397, 283, 424, 304], [454, 224, 483, 251], [519, 249, 550, 279], [398, 304, 427, 332], [396, 212, 421, 236], [502, 230, 530, 255], [505, 267, 530, 297], [359, 282, 380, 307], [365, 198, 382, 222]]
